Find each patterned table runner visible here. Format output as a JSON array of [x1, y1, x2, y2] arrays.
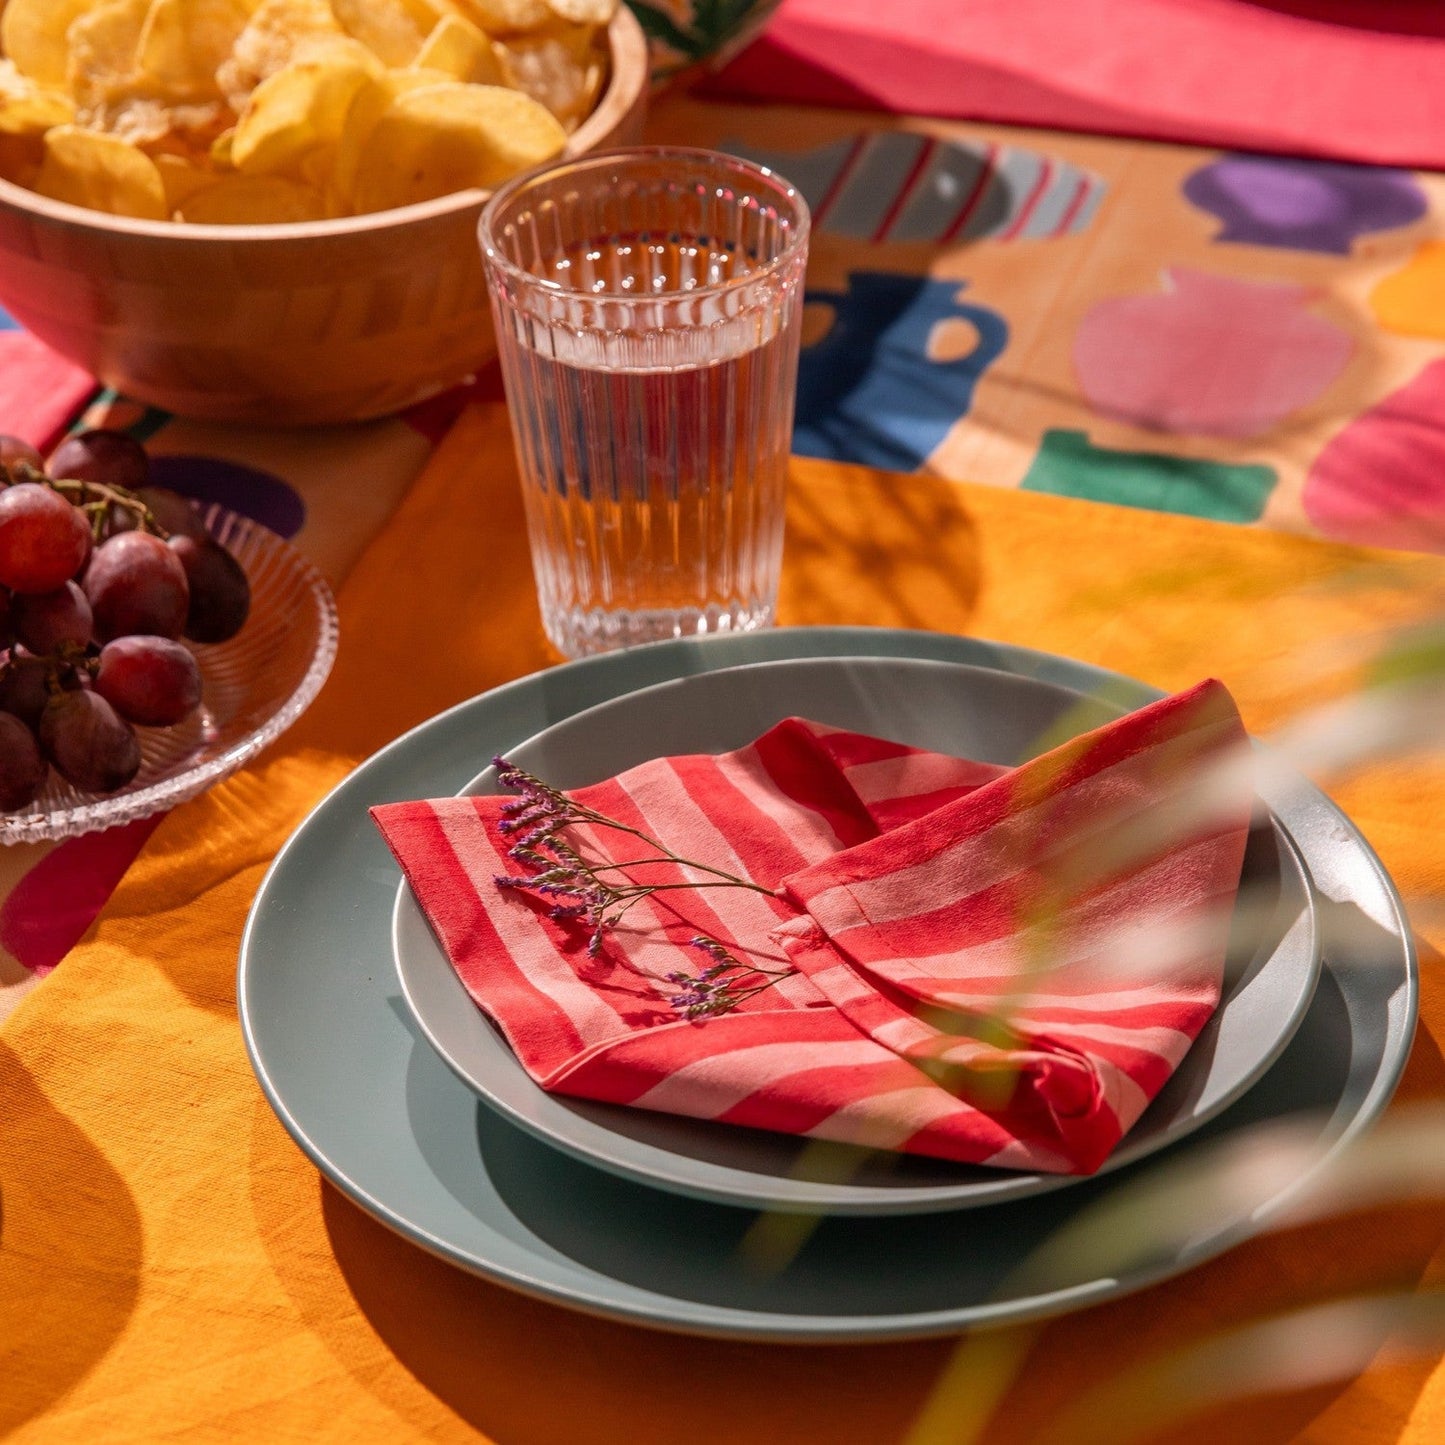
[[5, 90, 1445, 1016]]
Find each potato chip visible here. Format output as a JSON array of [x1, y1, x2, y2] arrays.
[[65, 0, 150, 116], [0, 59, 75, 136], [294, 142, 336, 195], [216, 0, 346, 112], [329, 0, 441, 68], [298, 146, 355, 217], [331, 66, 454, 204], [89, 96, 173, 147], [97, 97, 232, 161], [153, 150, 219, 210], [451, 0, 553, 38], [495, 23, 603, 130], [153, 100, 232, 148], [1, 0, 95, 89], [177, 171, 327, 223], [350, 81, 565, 213], [546, 0, 616, 25], [413, 13, 505, 86], [231, 54, 376, 176], [136, 0, 251, 100], [221, 33, 382, 118], [33, 124, 167, 218]]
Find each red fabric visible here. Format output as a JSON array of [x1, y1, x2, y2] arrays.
[[707, 0, 1445, 169], [372, 680, 1254, 1175], [0, 331, 96, 451]]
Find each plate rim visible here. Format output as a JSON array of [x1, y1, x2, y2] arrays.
[[239, 626, 1419, 1341], [390, 653, 1322, 1215]]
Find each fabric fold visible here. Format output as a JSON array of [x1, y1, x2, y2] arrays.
[[372, 679, 1254, 1175]]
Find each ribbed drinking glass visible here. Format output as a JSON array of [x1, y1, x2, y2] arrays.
[[479, 146, 810, 658]]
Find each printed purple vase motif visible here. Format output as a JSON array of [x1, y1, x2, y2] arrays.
[[1073, 268, 1354, 439], [1183, 154, 1426, 256], [1304, 359, 1445, 554], [147, 455, 305, 538]]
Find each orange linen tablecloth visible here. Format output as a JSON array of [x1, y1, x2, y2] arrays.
[[3, 402, 1445, 1444]]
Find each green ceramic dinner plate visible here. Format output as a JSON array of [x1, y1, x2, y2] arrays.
[[239, 628, 1417, 1342]]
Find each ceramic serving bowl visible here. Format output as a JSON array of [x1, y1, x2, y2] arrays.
[[0, 7, 649, 427]]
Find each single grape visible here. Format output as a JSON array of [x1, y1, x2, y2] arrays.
[[11, 580, 93, 655], [39, 690, 141, 794], [169, 534, 251, 643], [47, 429, 149, 493], [137, 486, 210, 543], [71, 522, 93, 579], [0, 651, 52, 730], [0, 711, 46, 811], [0, 435, 44, 473], [0, 482, 91, 594], [94, 636, 202, 727], [83, 531, 190, 642]]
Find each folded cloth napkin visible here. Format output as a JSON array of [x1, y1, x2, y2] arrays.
[[372, 679, 1254, 1175]]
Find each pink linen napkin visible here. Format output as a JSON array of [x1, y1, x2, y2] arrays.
[[372, 679, 1253, 1175]]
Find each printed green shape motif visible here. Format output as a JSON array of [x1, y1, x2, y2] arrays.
[[1021, 430, 1277, 523]]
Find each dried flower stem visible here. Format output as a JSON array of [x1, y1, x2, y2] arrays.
[[491, 756, 794, 1019]]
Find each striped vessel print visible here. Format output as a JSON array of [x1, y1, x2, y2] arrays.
[[727, 130, 1107, 244]]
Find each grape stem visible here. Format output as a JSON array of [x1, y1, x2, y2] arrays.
[[0, 460, 167, 543], [0, 645, 84, 697]]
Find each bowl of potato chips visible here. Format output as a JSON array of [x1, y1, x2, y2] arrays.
[[0, 0, 648, 424]]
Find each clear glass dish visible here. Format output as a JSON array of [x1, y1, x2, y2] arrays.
[[1, 505, 339, 845]]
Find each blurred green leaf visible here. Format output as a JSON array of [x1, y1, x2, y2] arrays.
[[1367, 619, 1445, 689]]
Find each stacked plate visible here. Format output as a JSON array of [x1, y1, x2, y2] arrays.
[[239, 628, 1417, 1342]]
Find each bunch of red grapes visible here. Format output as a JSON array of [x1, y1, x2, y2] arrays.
[[0, 429, 250, 813]]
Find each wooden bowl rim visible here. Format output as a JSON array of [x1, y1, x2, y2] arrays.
[[0, 4, 649, 246]]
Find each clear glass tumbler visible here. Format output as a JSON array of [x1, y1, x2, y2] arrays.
[[479, 146, 810, 658]]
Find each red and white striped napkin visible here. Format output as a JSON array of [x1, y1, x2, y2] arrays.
[[372, 679, 1254, 1175]]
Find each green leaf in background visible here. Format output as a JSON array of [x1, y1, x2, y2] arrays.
[[691, 0, 769, 49], [1368, 619, 1445, 689], [627, 1, 705, 61], [626, 0, 777, 67]]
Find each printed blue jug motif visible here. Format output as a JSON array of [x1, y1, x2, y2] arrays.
[[793, 271, 1009, 471]]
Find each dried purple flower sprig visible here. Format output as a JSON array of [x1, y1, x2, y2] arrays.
[[664, 937, 797, 1020], [491, 757, 794, 1019]]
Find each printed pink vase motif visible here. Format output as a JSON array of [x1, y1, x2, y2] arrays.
[[1074, 268, 1355, 439], [1303, 359, 1445, 553]]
